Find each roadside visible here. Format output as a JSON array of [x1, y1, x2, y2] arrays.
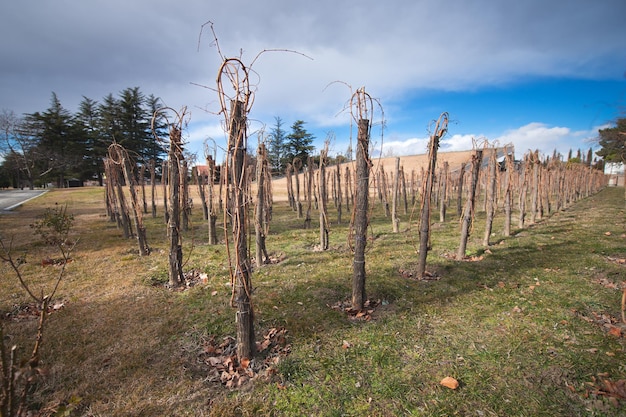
[[0, 189, 48, 211]]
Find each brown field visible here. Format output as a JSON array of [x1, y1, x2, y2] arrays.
[[272, 149, 476, 201]]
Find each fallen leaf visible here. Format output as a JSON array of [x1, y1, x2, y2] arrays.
[[211, 290, 218, 296], [512, 306, 522, 313], [207, 356, 222, 366], [608, 326, 622, 338], [256, 339, 271, 351], [605, 231, 612, 236], [342, 340, 351, 349], [440, 376, 459, 390], [240, 357, 250, 369], [601, 379, 626, 399]]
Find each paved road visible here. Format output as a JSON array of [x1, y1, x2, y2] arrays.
[[0, 189, 48, 211]]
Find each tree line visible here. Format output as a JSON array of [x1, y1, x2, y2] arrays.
[[0, 89, 331, 189], [0, 87, 167, 189]]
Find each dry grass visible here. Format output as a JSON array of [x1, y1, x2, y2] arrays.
[[0, 165, 624, 416], [271, 150, 476, 201]]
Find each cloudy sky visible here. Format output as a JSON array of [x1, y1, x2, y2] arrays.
[[1, 0, 624, 161]]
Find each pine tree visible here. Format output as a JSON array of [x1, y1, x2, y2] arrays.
[[118, 87, 150, 159], [145, 94, 167, 166], [76, 96, 106, 184], [596, 118, 626, 163], [285, 120, 315, 165], [24, 93, 86, 187], [267, 116, 286, 174]]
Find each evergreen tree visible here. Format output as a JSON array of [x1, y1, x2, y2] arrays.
[[76, 96, 106, 184], [98, 93, 122, 145], [145, 94, 167, 167], [267, 116, 286, 173], [596, 118, 625, 163], [285, 120, 315, 166], [24, 93, 86, 187], [118, 87, 150, 159]]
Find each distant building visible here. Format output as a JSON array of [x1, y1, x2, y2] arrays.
[[66, 178, 83, 188]]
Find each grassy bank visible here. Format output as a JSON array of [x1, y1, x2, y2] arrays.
[[0, 186, 624, 416]]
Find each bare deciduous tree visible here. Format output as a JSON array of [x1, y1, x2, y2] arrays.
[[152, 107, 188, 287], [416, 112, 448, 278], [457, 149, 483, 260], [0, 205, 77, 416]]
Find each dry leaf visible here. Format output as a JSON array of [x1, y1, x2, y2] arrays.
[[342, 340, 351, 349], [440, 376, 459, 389], [605, 231, 612, 236], [257, 339, 271, 351], [240, 357, 250, 369], [608, 326, 622, 338], [211, 290, 218, 296], [601, 379, 626, 399]]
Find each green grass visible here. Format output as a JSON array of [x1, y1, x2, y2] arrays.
[[0, 185, 625, 416]]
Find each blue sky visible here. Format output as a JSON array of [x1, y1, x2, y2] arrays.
[[0, 0, 624, 163]]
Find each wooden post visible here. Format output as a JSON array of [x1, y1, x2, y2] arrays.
[[120, 152, 150, 256], [457, 150, 483, 260], [503, 153, 513, 237], [207, 155, 218, 245], [456, 162, 466, 216], [417, 113, 446, 277], [352, 119, 370, 310], [140, 163, 148, 214], [167, 128, 184, 287], [392, 157, 400, 233], [255, 143, 270, 266], [150, 159, 157, 218], [293, 158, 303, 218], [530, 151, 540, 224], [162, 160, 169, 224], [482, 148, 498, 246], [439, 161, 449, 223], [181, 160, 190, 231], [228, 100, 255, 360], [336, 163, 343, 224], [318, 143, 329, 250], [304, 157, 313, 229]]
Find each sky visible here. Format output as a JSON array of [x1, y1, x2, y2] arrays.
[[1, 0, 625, 163]]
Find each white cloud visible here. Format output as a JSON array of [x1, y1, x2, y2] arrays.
[[0, 0, 622, 165], [494, 123, 572, 156], [375, 122, 607, 160]]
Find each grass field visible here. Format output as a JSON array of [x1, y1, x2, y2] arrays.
[[0, 183, 624, 416]]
